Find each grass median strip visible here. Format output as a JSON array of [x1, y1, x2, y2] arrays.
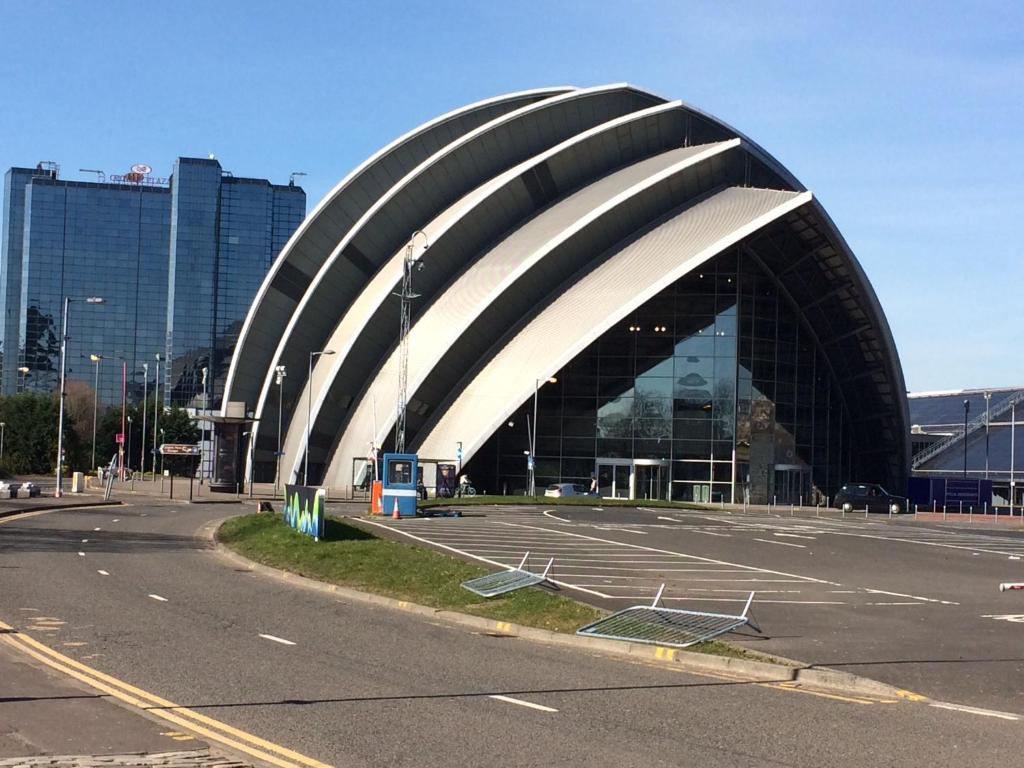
[[218, 513, 603, 633], [218, 512, 762, 660]]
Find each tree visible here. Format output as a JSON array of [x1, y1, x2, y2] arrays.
[[0, 393, 61, 475]]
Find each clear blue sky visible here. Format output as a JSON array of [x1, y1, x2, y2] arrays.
[[2, 0, 1020, 392]]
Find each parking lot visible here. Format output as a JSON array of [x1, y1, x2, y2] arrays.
[[361, 505, 1024, 714]]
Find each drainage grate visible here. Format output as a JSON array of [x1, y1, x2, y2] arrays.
[[576, 586, 757, 648], [462, 552, 553, 598]]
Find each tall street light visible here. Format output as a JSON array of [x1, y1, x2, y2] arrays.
[[0, 422, 6, 461], [140, 362, 148, 481], [152, 354, 161, 478], [984, 391, 991, 480], [200, 366, 208, 485], [89, 354, 103, 470], [17, 366, 29, 392], [529, 376, 557, 496], [55, 296, 105, 497], [274, 364, 287, 495], [962, 399, 970, 479], [306, 350, 334, 485]]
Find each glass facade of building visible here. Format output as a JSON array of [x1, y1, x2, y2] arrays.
[[469, 245, 858, 505], [0, 160, 305, 411]]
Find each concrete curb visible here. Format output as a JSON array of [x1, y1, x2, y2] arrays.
[[209, 519, 925, 703]]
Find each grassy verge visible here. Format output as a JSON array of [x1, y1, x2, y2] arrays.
[[219, 513, 602, 633], [218, 512, 766, 661], [419, 495, 709, 510]]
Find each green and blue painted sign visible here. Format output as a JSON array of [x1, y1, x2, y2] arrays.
[[283, 484, 325, 540]]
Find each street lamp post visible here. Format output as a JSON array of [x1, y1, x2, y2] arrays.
[[984, 391, 991, 479], [90, 354, 103, 470], [274, 365, 287, 495], [0, 422, 6, 461], [529, 377, 557, 497], [200, 366, 208, 485], [141, 363, 148, 481], [305, 350, 334, 485], [962, 399, 970, 479], [126, 415, 132, 484], [55, 296, 105, 497], [17, 366, 29, 392], [153, 354, 161, 478]]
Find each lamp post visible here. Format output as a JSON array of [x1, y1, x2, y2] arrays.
[[529, 377, 557, 497], [152, 354, 161, 478], [89, 354, 103, 470], [962, 399, 970, 479], [274, 365, 287, 495], [17, 366, 29, 392], [1011, 401, 1017, 514], [200, 366, 208, 485], [306, 350, 334, 485], [126, 415, 132, 479], [395, 230, 429, 454], [984, 391, 991, 479], [0, 422, 5, 461], [141, 362, 148, 481], [55, 296, 105, 497]]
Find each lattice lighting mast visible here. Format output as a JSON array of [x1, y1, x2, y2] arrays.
[[395, 230, 429, 453]]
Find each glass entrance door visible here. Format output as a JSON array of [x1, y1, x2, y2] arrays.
[[634, 461, 669, 500], [597, 460, 632, 499], [773, 464, 811, 505]]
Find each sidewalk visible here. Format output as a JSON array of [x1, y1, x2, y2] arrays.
[[0, 638, 249, 767]]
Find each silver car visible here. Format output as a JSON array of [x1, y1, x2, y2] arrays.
[[544, 483, 588, 498]]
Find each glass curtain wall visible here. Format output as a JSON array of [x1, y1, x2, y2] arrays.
[[469, 246, 854, 503]]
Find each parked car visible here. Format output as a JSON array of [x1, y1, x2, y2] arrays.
[[544, 483, 588, 498], [834, 483, 905, 514]]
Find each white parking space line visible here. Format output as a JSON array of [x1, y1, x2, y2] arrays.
[[774, 533, 816, 540], [259, 634, 296, 646], [753, 538, 806, 549], [77, 552, 85, 557], [542, 510, 571, 522], [488, 694, 558, 712], [97, 570, 109, 576], [148, 594, 168, 602]]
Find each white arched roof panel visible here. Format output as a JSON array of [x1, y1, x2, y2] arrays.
[[415, 187, 812, 463], [222, 86, 573, 413], [324, 141, 741, 486]]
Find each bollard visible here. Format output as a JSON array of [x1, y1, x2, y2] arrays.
[[915, 503, 919, 518], [984, 502, 988, 516], [790, 503, 794, 517], [933, 499, 936, 513], [960, 500, 963, 515], [970, 505, 973, 522], [943, 505, 947, 521]]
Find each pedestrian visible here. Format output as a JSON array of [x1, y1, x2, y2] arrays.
[[589, 472, 598, 496]]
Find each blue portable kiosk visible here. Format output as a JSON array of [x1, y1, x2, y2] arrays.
[[381, 453, 418, 517]]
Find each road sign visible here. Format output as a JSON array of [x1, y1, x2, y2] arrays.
[[456, 446, 463, 462], [115, 433, 125, 444], [159, 443, 201, 456]]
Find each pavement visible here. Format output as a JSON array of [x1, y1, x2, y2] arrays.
[[3, 498, 1024, 767]]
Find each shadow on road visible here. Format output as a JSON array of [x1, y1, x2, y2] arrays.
[[0, 525, 208, 554]]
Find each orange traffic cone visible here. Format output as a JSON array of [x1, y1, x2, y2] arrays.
[[392, 497, 401, 519]]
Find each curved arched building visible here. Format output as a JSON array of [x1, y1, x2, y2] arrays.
[[224, 84, 908, 504]]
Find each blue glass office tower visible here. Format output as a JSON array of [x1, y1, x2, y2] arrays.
[[0, 160, 305, 410]]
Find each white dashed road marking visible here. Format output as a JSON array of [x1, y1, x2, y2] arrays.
[[259, 633, 296, 646], [97, 570, 110, 576], [488, 695, 558, 713], [148, 594, 168, 602], [754, 538, 806, 548]]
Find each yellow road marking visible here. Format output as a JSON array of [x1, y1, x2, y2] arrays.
[[0, 510, 55, 525], [770, 681, 895, 705], [0, 622, 332, 768], [654, 647, 677, 661], [161, 731, 196, 742], [495, 622, 513, 633], [896, 689, 929, 702], [62, 642, 88, 647]]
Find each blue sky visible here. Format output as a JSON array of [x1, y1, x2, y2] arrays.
[[2, 1, 1021, 392]]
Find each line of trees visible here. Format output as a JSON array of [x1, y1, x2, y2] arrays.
[[0, 384, 199, 478]]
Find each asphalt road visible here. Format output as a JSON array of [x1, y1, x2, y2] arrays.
[[365, 505, 1024, 714], [2, 501, 1024, 767]]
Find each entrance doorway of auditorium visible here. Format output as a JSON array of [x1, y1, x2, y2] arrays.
[[773, 464, 812, 505], [596, 459, 669, 500]]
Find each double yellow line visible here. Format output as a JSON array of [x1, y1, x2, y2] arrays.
[[0, 619, 332, 768]]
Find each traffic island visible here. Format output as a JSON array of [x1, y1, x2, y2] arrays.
[[417, 495, 710, 511], [217, 512, 753, 658]]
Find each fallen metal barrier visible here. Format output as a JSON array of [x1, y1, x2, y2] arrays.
[[461, 552, 554, 598], [576, 585, 758, 648]]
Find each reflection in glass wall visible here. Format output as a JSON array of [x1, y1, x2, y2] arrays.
[[469, 244, 856, 504]]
